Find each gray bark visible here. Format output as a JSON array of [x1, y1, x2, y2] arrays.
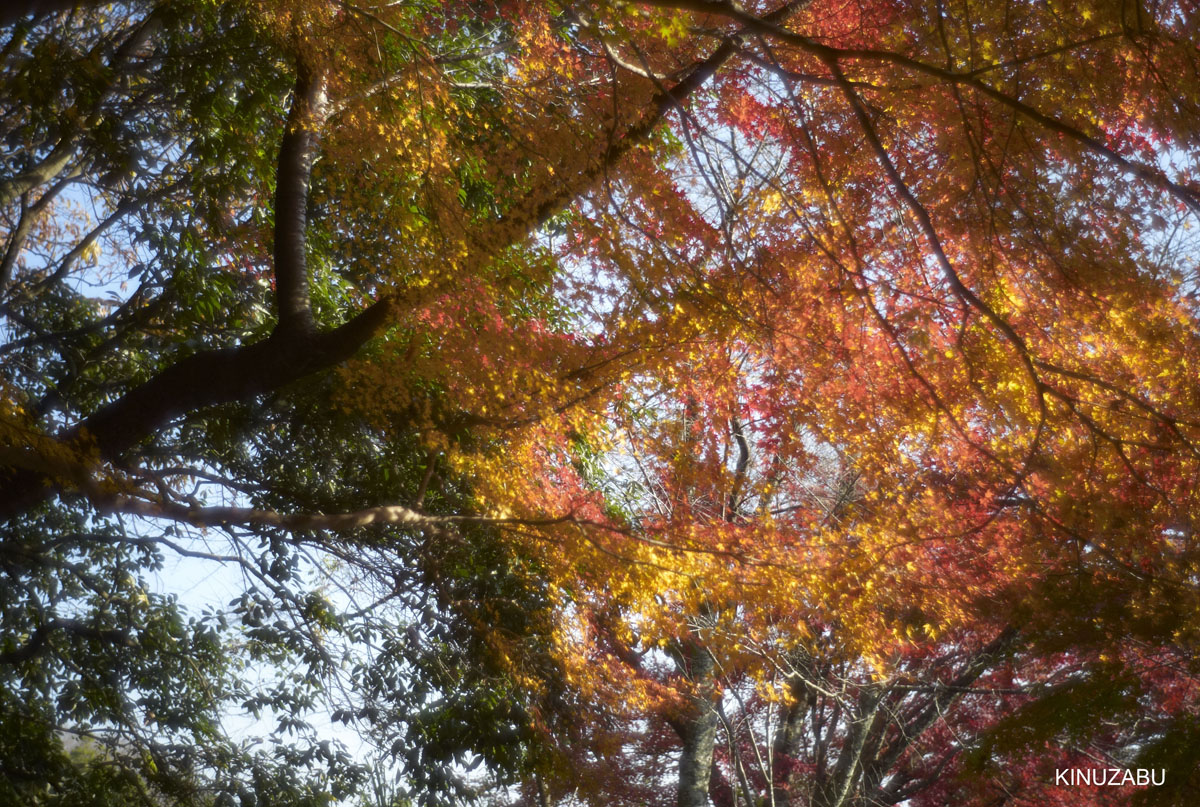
[[676, 638, 720, 807]]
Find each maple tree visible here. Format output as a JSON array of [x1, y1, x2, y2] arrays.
[[4, 0, 1200, 804]]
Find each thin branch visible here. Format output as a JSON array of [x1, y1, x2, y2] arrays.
[[638, 0, 1200, 213]]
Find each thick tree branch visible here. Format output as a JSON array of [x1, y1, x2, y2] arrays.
[[0, 198, 34, 294], [0, 617, 131, 665], [0, 140, 76, 209], [0, 179, 72, 294], [91, 488, 594, 534], [101, 494, 454, 533], [0, 297, 393, 520], [79, 299, 392, 459]]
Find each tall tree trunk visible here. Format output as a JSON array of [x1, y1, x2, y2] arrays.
[[771, 675, 810, 807], [674, 637, 720, 807], [816, 688, 883, 807]]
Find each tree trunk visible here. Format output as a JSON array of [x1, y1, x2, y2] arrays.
[[676, 638, 719, 807], [771, 676, 810, 807]]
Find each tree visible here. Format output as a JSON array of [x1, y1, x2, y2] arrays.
[[4, 0, 1200, 804]]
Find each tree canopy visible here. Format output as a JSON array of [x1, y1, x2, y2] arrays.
[[3, 0, 1200, 804]]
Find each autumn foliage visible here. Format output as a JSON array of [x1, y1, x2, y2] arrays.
[[3, 0, 1200, 804]]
